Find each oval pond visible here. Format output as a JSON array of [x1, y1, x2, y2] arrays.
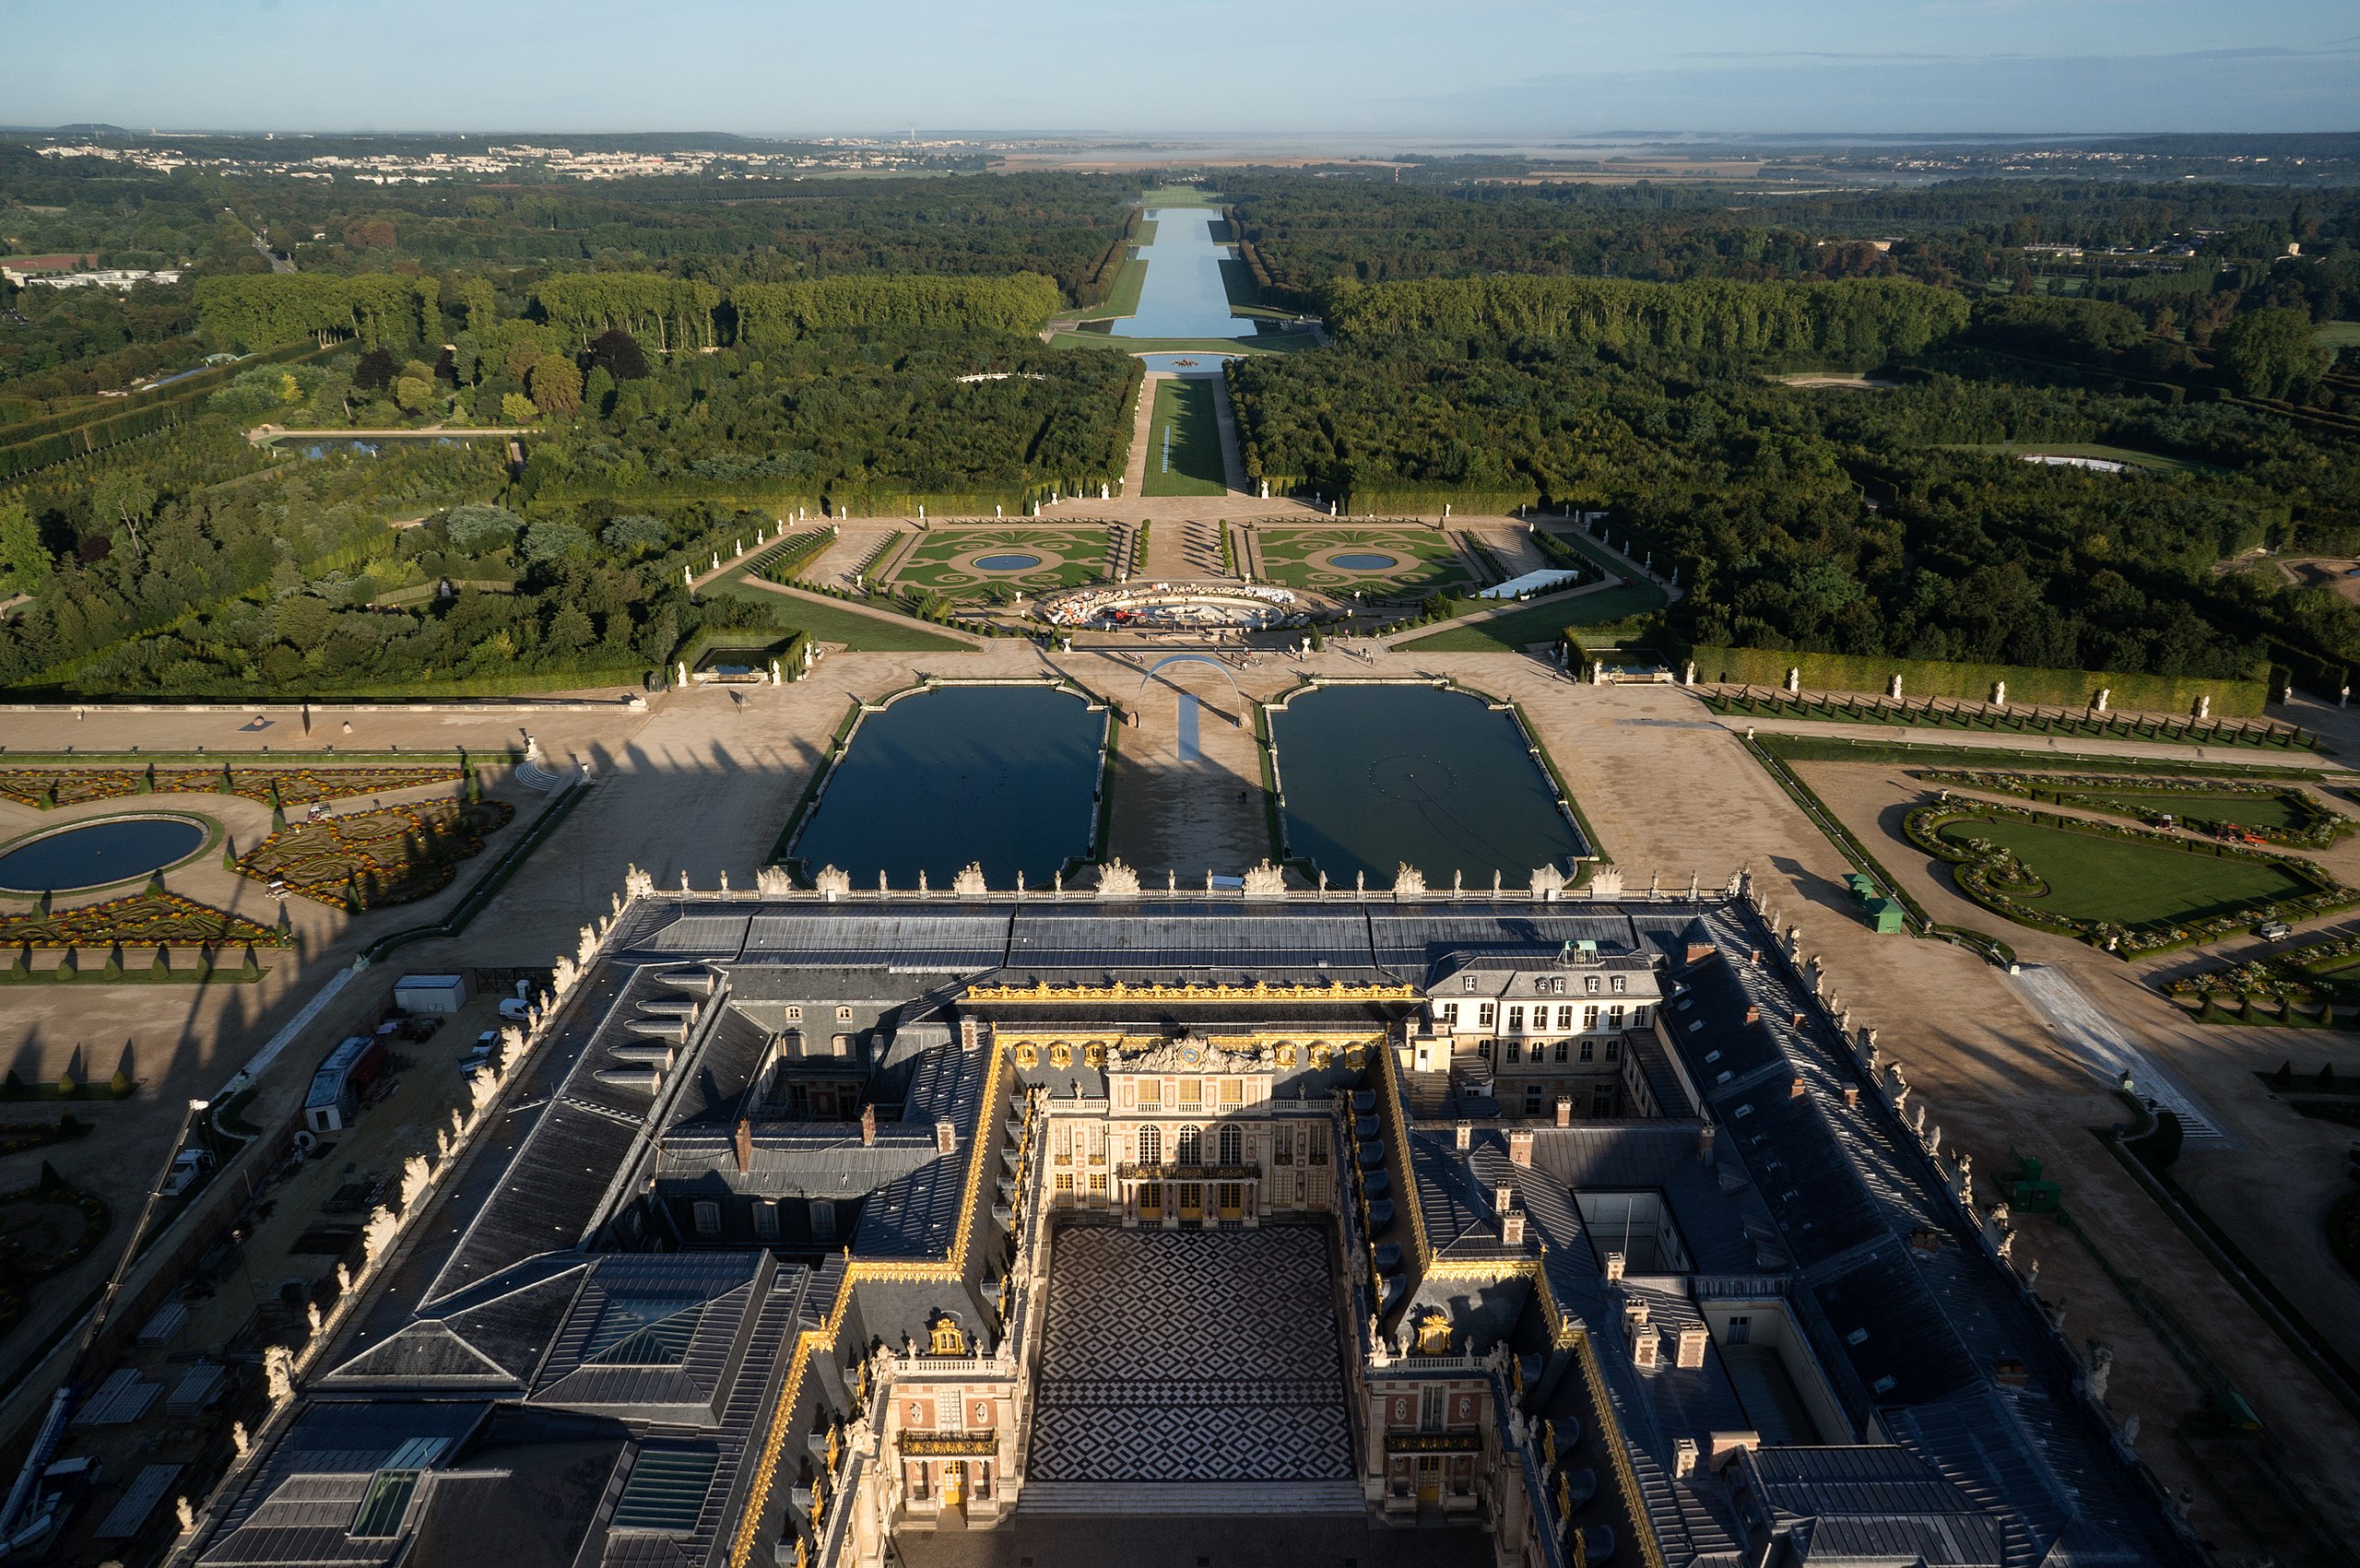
[[1329, 553, 1400, 571], [973, 553, 1044, 572], [0, 817, 206, 892]]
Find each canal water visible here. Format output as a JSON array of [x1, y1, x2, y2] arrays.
[[1111, 209, 1250, 341], [0, 817, 206, 892], [790, 686, 1105, 888], [1268, 686, 1588, 887]]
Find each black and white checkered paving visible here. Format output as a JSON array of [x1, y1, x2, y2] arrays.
[[1027, 1226, 1352, 1482]]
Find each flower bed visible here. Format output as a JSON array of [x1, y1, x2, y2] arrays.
[[1904, 796, 2357, 957], [2165, 928, 2360, 1015], [0, 762, 464, 810], [1913, 768, 2351, 849], [237, 798, 513, 910], [0, 890, 283, 949]]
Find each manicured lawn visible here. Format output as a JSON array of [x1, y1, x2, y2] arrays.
[[1142, 379, 1228, 497], [1396, 584, 1665, 651], [2316, 322, 2360, 350], [1257, 525, 1471, 595], [714, 582, 969, 651], [1079, 259, 1149, 323], [891, 526, 1110, 597], [1934, 815, 2312, 927], [2053, 787, 2311, 832], [1140, 186, 1218, 206]]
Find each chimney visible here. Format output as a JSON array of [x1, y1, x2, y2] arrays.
[[1493, 1184, 1515, 1215], [1743, 1004, 1760, 1026], [960, 1017, 979, 1053], [1454, 1120, 1471, 1151], [1684, 939, 1715, 968], [733, 1117, 752, 1174], [1632, 1329, 1662, 1369], [1673, 1437, 1700, 1477], [1709, 1432, 1761, 1469], [1676, 1326, 1709, 1369], [1843, 1087, 1860, 1109], [1696, 1124, 1717, 1167], [1507, 1129, 1534, 1167], [1791, 1010, 1806, 1029], [1503, 1210, 1527, 1245], [1553, 1095, 1572, 1128], [1605, 1251, 1626, 1282], [936, 1119, 957, 1154], [861, 1103, 878, 1147], [1789, 1076, 1807, 1099], [1748, 948, 1761, 966]]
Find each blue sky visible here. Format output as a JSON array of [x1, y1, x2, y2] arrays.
[[2, 0, 2354, 136]]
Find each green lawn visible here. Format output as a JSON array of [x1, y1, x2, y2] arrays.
[[1140, 186, 1218, 206], [713, 582, 969, 651], [1079, 258, 1149, 323], [891, 526, 1110, 597], [1396, 584, 1665, 651], [1946, 442, 2207, 474], [1935, 815, 2312, 927], [1258, 525, 1472, 596], [2050, 787, 2311, 832], [1142, 379, 1229, 497], [2316, 322, 2360, 350]]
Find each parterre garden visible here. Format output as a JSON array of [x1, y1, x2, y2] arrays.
[[0, 761, 466, 811], [236, 798, 514, 910], [889, 526, 1113, 600], [1913, 770, 2353, 848], [1256, 525, 1474, 595], [1904, 796, 2352, 956], [0, 890, 283, 949]]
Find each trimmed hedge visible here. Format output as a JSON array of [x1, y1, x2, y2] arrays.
[[1692, 644, 2266, 718]]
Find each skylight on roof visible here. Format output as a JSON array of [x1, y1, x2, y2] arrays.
[[585, 1295, 702, 1365], [611, 1446, 719, 1533], [349, 1470, 421, 1539]]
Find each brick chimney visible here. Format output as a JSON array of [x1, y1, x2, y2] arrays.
[[1553, 1095, 1572, 1127], [1684, 939, 1715, 968], [1503, 1211, 1527, 1245], [1676, 1326, 1709, 1369], [1632, 1328, 1661, 1369], [1789, 1076, 1807, 1099], [1843, 1087, 1860, 1109], [861, 1103, 878, 1147], [1791, 1010, 1806, 1029], [1673, 1437, 1700, 1477], [1743, 1004, 1760, 1026], [960, 1016, 979, 1053], [1507, 1129, 1533, 1167], [1453, 1120, 1471, 1151], [1605, 1250, 1626, 1281], [733, 1117, 752, 1173], [936, 1119, 957, 1154]]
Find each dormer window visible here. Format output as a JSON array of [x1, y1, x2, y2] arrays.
[[836, 1006, 854, 1021], [1611, 975, 1627, 995], [1585, 975, 1600, 996], [785, 1006, 803, 1020], [1462, 974, 1479, 993], [928, 1316, 966, 1356]]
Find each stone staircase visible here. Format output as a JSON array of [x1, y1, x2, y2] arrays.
[[1018, 1480, 1366, 1516]]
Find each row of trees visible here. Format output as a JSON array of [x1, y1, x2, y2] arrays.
[[731, 275, 1063, 345], [532, 273, 721, 353], [193, 273, 442, 352], [1325, 275, 1971, 367]]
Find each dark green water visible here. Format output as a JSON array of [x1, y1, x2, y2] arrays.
[[791, 686, 1103, 887], [1270, 685, 1587, 885], [0, 817, 205, 892]]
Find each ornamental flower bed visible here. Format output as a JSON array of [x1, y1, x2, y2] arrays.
[[2165, 929, 2360, 1012], [0, 890, 282, 949], [237, 798, 513, 910], [0, 762, 464, 810], [1913, 768, 2352, 849], [1904, 796, 2360, 959]]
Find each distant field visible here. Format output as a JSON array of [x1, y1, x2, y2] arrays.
[[1141, 380, 1228, 497]]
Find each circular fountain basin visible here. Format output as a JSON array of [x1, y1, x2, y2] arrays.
[[973, 553, 1044, 572], [0, 816, 207, 892]]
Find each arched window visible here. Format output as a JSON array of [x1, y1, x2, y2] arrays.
[[1219, 1125, 1243, 1165], [929, 1316, 965, 1356], [1137, 1125, 1162, 1166], [1177, 1126, 1203, 1165]]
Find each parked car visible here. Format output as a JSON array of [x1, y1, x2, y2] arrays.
[[160, 1148, 217, 1197], [497, 996, 534, 1022], [2257, 920, 2295, 940]]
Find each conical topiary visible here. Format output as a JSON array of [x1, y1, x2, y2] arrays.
[[110, 1067, 132, 1095], [56, 1067, 77, 1094]]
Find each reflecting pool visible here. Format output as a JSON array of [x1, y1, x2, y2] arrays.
[[1268, 685, 1587, 886], [1330, 553, 1400, 571], [0, 817, 206, 892], [789, 686, 1105, 887], [973, 553, 1044, 572], [1112, 209, 1250, 340]]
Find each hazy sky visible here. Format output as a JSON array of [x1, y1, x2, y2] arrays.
[[2, 0, 2354, 136]]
